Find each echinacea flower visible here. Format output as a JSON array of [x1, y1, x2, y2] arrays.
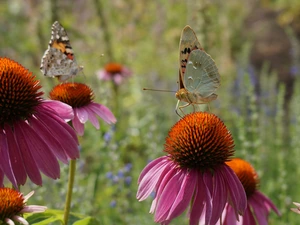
[[137, 112, 247, 225], [96, 62, 132, 85], [0, 57, 79, 188], [291, 202, 300, 214], [49, 82, 116, 136], [221, 158, 280, 225], [0, 187, 46, 225]]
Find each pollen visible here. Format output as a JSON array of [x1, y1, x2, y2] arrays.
[[0, 187, 24, 220], [0, 57, 43, 127], [49, 82, 94, 108], [226, 158, 259, 197], [105, 63, 123, 74], [164, 112, 234, 170]]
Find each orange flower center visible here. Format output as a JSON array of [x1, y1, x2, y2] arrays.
[[0, 57, 43, 128], [226, 158, 258, 197], [0, 187, 25, 221], [105, 63, 123, 74], [165, 112, 234, 170], [49, 82, 94, 108]]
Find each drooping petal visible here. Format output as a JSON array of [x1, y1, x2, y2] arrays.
[[35, 110, 79, 158], [13, 122, 42, 185], [253, 191, 280, 215], [221, 164, 247, 218], [138, 157, 167, 183], [41, 100, 74, 121], [16, 120, 60, 179], [84, 106, 100, 129], [189, 173, 206, 225], [72, 112, 85, 136], [202, 171, 213, 225], [12, 215, 29, 225], [210, 167, 228, 225], [166, 169, 197, 220], [150, 163, 177, 213], [89, 102, 117, 124], [137, 158, 171, 201], [155, 170, 185, 222], [242, 206, 256, 225], [75, 107, 89, 123], [28, 117, 68, 163], [0, 130, 17, 187], [5, 124, 27, 185]]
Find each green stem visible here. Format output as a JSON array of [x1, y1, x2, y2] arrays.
[[63, 159, 77, 225]]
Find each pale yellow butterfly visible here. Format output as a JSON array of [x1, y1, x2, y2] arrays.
[[175, 25, 220, 112]]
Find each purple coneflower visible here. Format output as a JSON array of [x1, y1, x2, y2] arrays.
[[0, 57, 79, 188], [0, 187, 46, 225], [96, 62, 131, 85], [221, 158, 280, 225], [137, 112, 247, 225], [49, 82, 116, 136]]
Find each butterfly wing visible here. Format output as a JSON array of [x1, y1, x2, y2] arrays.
[[41, 47, 82, 81], [179, 25, 203, 81], [40, 21, 82, 81], [184, 49, 220, 98]]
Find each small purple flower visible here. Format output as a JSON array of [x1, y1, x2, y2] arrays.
[[49, 82, 117, 136], [96, 62, 132, 85], [124, 176, 132, 186]]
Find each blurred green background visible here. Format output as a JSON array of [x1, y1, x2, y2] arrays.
[[1, 0, 300, 224]]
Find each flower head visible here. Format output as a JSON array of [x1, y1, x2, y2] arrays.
[[96, 62, 132, 85], [0, 58, 79, 187], [0, 187, 46, 225], [49, 82, 116, 136], [221, 158, 280, 225], [137, 112, 247, 225]]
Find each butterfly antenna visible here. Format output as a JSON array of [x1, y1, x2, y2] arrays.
[[143, 88, 176, 93]]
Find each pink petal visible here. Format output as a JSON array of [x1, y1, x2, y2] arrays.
[[150, 163, 177, 213], [248, 195, 270, 225], [28, 117, 69, 163], [97, 70, 111, 80], [85, 107, 100, 129], [113, 74, 123, 85], [138, 157, 167, 183], [17, 120, 60, 179], [13, 122, 42, 185], [137, 158, 170, 201], [242, 206, 256, 225], [72, 112, 85, 136], [4, 124, 27, 185], [75, 107, 89, 123], [203, 171, 213, 225], [210, 167, 230, 225], [89, 103, 117, 124], [221, 165, 247, 217], [190, 173, 206, 225], [41, 100, 74, 121], [155, 170, 185, 222], [0, 130, 17, 187], [166, 169, 197, 220], [254, 191, 280, 216], [35, 110, 79, 159]]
